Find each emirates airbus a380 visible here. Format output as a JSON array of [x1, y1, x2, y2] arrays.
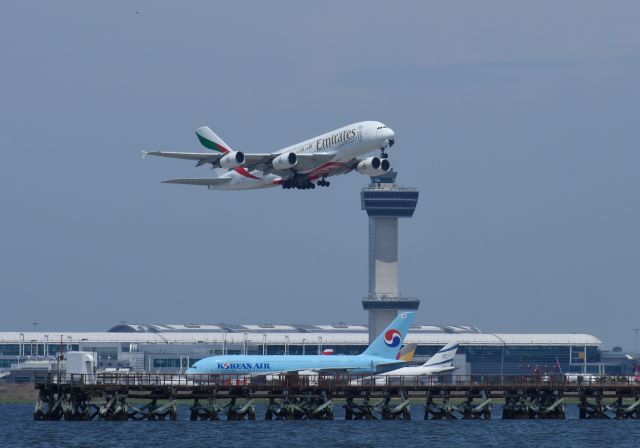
[[145, 121, 395, 190]]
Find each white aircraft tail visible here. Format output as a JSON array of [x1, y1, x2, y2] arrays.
[[423, 343, 458, 368], [195, 126, 232, 153]]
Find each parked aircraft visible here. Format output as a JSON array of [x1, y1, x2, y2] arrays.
[[381, 342, 459, 376], [145, 121, 396, 190], [350, 342, 458, 386], [186, 312, 415, 375]]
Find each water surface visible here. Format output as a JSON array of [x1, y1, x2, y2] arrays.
[[2, 404, 639, 448]]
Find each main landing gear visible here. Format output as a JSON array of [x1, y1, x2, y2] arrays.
[[281, 176, 330, 190], [282, 178, 314, 190]]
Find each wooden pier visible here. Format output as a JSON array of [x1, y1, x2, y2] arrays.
[[33, 373, 640, 421]]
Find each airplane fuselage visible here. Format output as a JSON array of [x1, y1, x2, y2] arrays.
[[212, 121, 395, 189], [187, 353, 404, 375]]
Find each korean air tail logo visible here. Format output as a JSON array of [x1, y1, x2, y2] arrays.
[[384, 329, 402, 347]]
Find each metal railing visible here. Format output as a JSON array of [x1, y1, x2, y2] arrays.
[[36, 373, 640, 391]]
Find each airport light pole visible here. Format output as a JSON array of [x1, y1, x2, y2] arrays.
[[302, 338, 306, 356], [243, 332, 248, 355], [634, 328, 639, 355], [491, 334, 506, 377], [222, 331, 227, 355]]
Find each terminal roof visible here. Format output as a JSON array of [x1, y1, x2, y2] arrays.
[[0, 331, 602, 346]]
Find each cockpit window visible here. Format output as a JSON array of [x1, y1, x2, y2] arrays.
[[376, 126, 387, 130]]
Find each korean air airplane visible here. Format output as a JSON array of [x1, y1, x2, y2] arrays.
[[186, 312, 415, 375], [145, 121, 396, 190]]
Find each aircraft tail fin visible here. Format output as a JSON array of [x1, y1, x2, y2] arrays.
[[398, 343, 417, 362], [362, 312, 415, 359], [423, 342, 458, 367], [195, 126, 232, 153]]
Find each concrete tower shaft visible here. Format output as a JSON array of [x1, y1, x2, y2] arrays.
[[368, 217, 399, 297]]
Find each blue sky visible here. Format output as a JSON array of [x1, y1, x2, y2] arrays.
[[1, 1, 638, 349]]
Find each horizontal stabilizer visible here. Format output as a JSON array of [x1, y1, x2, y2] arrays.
[[146, 151, 221, 162], [161, 178, 230, 186]]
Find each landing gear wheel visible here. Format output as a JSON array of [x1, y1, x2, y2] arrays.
[[380, 150, 389, 159]]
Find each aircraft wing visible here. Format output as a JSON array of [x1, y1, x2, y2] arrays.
[[322, 158, 360, 176], [145, 151, 335, 174], [244, 152, 337, 174], [294, 153, 338, 171], [295, 367, 349, 374], [161, 178, 231, 186], [302, 361, 406, 375]]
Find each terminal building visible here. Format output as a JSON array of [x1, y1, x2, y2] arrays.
[[1, 323, 636, 383]]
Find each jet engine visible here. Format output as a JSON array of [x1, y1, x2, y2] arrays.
[[356, 157, 390, 176], [272, 152, 298, 170], [219, 151, 245, 169]]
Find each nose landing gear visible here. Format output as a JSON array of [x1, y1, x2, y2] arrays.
[[380, 138, 393, 159], [317, 178, 331, 187]]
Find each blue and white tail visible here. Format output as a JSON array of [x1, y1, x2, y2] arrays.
[[362, 312, 415, 359], [423, 342, 458, 367]]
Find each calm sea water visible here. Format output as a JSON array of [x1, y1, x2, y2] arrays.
[[1, 403, 639, 448]]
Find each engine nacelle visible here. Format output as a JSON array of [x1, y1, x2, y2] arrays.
[[219, 151, 245, 169], [272, 152, 298, 170], [356, 157, 391, 176]]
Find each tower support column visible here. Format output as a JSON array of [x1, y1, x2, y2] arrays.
[[369, 217, 399, 297]]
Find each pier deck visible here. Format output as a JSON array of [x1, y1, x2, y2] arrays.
[[33, 374, 640, 421]]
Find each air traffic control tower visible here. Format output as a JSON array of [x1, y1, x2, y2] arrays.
[[361, 170, 420, 342]]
